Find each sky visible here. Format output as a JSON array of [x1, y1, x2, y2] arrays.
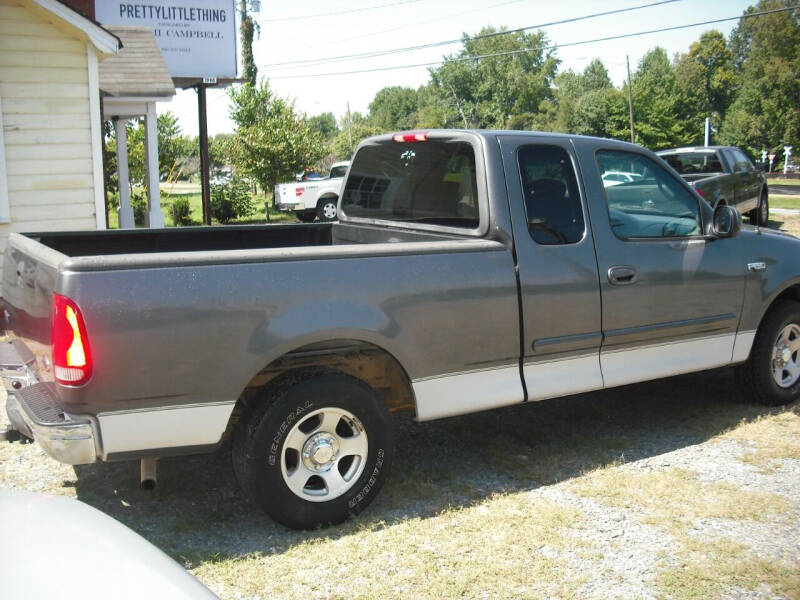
[[159, 0, 757, 138]]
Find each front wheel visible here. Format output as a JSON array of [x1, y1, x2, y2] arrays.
[[317, 198, 338, 221], [735, 300, 800, 406], [232, 370, 393, 529]]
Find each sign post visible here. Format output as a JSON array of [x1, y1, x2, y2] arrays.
[[769, 154, 776, 173], [784, 146, 793, 175]]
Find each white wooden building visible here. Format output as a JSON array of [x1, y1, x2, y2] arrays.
[[0, 0, 119, 281]]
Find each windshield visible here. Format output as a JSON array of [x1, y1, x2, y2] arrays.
[[660, 151, 723, 175], [341, 140, 479, 229]]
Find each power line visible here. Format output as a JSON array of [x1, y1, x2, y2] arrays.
[[260, 0, 681, 70], [261, 0, 422, 23], [262, 0, 525, 62], [262, 5, 799, 79]]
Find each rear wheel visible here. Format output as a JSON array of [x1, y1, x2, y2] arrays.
[[735, 300, 800, 406], [232, 370, 393, 529], [317, 198, 338, 221], [748, 190, 769, 225]]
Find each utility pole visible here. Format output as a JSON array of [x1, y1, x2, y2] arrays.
[[346, 102, 353, 155], [626, 55, 635, 144], [704, 117, 711, 146]]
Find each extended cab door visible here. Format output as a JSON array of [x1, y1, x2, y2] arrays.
[[499, 136, 604, 400], [573, 140, 746, 387]]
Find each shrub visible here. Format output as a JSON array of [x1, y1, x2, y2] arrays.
[[171, 196, 193, 226], [131, 190, 148, 226], [210, 176, 254, 224]]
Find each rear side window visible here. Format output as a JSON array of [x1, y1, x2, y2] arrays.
[[341, 140, 479, 228], [660, 151, 723, 175], [329, 165, 348, 178], [517, 145, 585, 245], [730, 148, 754, 172]]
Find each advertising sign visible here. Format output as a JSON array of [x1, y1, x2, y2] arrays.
[[96, 1, 237, 79]]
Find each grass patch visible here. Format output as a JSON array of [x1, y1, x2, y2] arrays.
[[107, 190, 296, 229], [657, 535, 800, 600], [190, 495, 588, 599], [719, 410, 800, 472], [771, 195, 800, 210], [571, 467, 791, 534]]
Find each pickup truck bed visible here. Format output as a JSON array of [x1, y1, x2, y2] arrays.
[[4, 130, 800, 530]]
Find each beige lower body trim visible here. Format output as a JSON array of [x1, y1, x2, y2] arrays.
[[97, 402, 236, 458], [601, 333, 735, 388], [524, 354, 604, 401], [413, 365, 524, 421], [732, 330, 757, 363]]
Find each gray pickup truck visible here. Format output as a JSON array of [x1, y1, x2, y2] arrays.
[[657, 146, 769, 225], [3, 131, 800, 529]]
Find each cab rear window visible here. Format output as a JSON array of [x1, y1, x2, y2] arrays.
[[341, 141, 479, 229]]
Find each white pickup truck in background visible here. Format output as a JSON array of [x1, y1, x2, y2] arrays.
[[274, 161, 350, 222]]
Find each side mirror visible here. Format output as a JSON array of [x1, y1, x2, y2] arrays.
[[709, 204, 741, 238]]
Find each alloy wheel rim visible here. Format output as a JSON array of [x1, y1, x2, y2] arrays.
[[323, 202, 337, 219], [771, 323, 800, 388], [279, 407, 368, 502]]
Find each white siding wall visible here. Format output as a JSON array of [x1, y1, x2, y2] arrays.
[[0, 0, 99, 283]]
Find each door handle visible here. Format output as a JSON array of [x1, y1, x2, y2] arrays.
[[608, 265, 638, 285]]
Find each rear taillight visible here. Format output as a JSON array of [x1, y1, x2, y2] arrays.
[[51, 293, 92, 386], [695, 188, 704, 197], [295, 187, 304, 197]]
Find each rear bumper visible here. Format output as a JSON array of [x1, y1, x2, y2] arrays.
[[1, 340, 97, 465]]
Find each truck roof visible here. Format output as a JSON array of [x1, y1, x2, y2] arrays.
[[372, 129, 647, 151], [657, 146, 731, 154]]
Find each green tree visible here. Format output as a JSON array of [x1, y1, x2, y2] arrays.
[[631, 48, 694, 149], [239, 0, 257, 86], [368, 86, 420, 131], [673, 30, 737, 145], [307, 112, 338, 141], [331, 112, 381, 159], [429, 27, 559, 129], [208, 133, 234, 176], [228, 82, 325, 194], [720, 0, 800, 155], [534, 59, 626, 138]]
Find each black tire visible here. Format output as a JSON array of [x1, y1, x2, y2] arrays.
[[232, 369, 393, 529], [748, 190, 769, 225], [317, 197, 338, 222], [735, 300, 800, 406], [295, 211, 316, 223]]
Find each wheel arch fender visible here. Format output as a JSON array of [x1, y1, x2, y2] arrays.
[[229, 301, 418, 421], [747, 279, 800, 340]]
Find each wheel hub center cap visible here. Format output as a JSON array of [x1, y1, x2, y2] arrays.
[[779, 346, 792, 365], [302, 432, 339, 471]]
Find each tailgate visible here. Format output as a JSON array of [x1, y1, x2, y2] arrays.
[[2, 232, 66, 382], [275, 183, 306, 207]]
